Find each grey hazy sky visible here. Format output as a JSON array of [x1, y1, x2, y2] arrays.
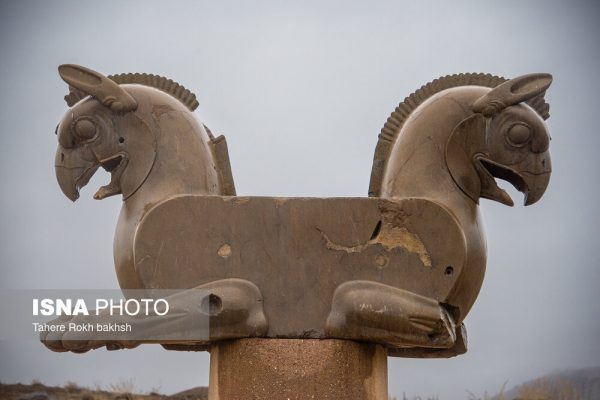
[[0, 0, 598, 398]]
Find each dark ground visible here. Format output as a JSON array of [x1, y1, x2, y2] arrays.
[[0, 383, 208, 400]]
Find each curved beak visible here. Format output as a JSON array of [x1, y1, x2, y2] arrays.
[[55, 145, 99, 202], [477, 151, 551, 206], [522, 170, 551, 206], [514, 150, 552, 206]]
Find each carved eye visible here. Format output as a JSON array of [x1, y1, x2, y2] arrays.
[[506, 122, 531, 147], [73, 118, 97, 141]]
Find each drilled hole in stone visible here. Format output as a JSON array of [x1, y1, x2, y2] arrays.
[[445, 266, 454, 275], [119, 137, 125, 144], [217, 244, 232, 258], [201, 294, 223, 316]]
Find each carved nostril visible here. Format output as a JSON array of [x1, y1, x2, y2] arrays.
[[61, 153, 64, 162]]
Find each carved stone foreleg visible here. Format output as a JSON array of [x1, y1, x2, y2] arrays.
[[41, 278, 268, 353], [326, 280, 456, 349], [194, 278, 268, 341]]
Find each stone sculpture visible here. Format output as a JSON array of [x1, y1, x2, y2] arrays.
[[45, 64, 552, 359]]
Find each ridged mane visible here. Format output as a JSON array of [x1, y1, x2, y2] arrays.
[[64, 72, 199, 111], [368, 73, 551, 196]]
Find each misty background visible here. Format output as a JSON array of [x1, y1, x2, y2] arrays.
[[0, 0, 598, 398]]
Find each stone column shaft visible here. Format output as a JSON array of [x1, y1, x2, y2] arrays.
[[209, 338, 388, 400]]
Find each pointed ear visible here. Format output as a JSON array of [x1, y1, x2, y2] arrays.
[[58, 64, 137, 112], [472, 73, 552, 117], [446, 114, 486, 204]]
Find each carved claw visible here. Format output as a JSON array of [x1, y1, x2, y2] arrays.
[[325, 280, 456, 349], [388, 323, 468, 358]]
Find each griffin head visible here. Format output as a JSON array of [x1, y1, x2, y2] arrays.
[[447, 73, 553, 206], [54, 64, 156, 201]]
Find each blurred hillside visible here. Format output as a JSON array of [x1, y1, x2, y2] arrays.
[[0, 383, 208, 400], [496, 367, 600, 400], [2, 367, 599, 400]]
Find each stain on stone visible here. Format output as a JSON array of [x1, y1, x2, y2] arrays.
[[374, 254, 388, 268], [225, 197, 250, 205], [151, 104, 174, 118], [317, 224, 432, 268], [218, 244, 232, 258], [377, 225, 432, 267]]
